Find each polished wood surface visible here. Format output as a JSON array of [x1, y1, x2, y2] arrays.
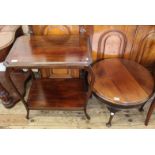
[[29, 25, 81, 78], [30, 25, 91, 78], [28, 25, 155, 77], [92, 58, 154, 106], [27, 25, 155, 68], [5, 34, 93, 119], [28, 78, 87, 110], [4, 35, 92, 68]]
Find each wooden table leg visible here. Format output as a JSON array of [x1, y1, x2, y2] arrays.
[[84, 105, 90, 120], [83, 66, 95, 120], [106, 106, 120, 127], [145, 99, 155, 126], [106, 112, 115, 127]]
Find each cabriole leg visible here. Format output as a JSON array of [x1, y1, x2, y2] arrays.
[[106, 112, 115, 127], [106, 106, 119, 127], [83, 66, 95, 120], [84, 105, 90, 120], [145, 102, 155, 126]]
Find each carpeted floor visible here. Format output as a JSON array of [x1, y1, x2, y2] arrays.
[[0, 95, 155, 129]]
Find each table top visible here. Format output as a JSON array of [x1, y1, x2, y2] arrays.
[[92, 58, 154, 107], [4, 35, 92, 68]]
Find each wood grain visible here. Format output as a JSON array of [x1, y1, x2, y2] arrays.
[[29, 25, 155, 75], [4, 35, 92, 68], [27, 78, 87, 110], [30, 25, 80, 78], [92, 58, 154, 106]]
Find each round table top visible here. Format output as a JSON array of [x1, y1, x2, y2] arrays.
[[92, 58, 154, 107]]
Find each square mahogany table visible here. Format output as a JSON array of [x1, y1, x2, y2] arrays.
[[4, 35, 94, 119]]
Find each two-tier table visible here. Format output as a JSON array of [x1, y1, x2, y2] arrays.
[[4, 35, 94, 119]]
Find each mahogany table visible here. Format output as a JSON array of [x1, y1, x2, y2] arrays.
[[4, 35, 94, 119], [92, 58, 154, 127]]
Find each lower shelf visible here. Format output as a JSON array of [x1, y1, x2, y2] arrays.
[[27, 78, 88, 110]]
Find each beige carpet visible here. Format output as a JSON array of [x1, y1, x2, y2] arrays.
[[0, 95, 155, 129]]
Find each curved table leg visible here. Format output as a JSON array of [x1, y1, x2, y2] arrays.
[[83, 66, 95, 120], [145, 101, 155, 126], [106, 112, 115, 127], [106, 106, 119, 127], [84, 103, 90, 120], [6, 68, 29, 119]]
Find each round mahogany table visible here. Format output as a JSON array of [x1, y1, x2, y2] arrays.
[[92, 58, 154, 127]]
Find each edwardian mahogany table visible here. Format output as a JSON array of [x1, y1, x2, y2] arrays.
[[4, 35, 94, 119], [92, 58, 154, 127]]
